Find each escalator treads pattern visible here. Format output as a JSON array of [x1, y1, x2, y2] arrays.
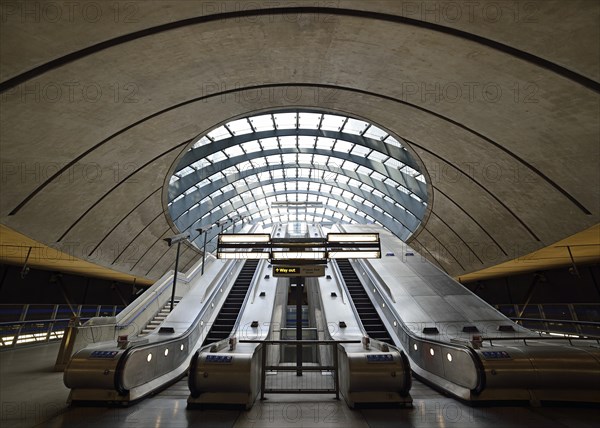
[[202, 260, 259, 346], [336, 259, 392, 343]]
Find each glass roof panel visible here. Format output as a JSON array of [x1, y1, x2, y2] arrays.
[[369, 151, 389, 163], [250, 115, 274, 132], [297, 154, 313, 164], [333, 140, 353, 153], [224, 146, 244, 158], [207, 126, 231, 141], [192, 136, 212, 149], [298, 113, 322, 129], [281, 153, 297, 163], [315, 137, 335, 149], [279, 136, 297, 149], [261, 137, 279, 150], [351, 145, 371, 157], [241, 141, 261, 152], [363, 126, 388, 140], [227, 118, 253, 135], [177, 166, 195, 178], [274, 113, 297, 129], [321, 114, 346, 131], [298, 135, 316, 147], [342, 118, 369, 135], [384, 135, 403, 148]]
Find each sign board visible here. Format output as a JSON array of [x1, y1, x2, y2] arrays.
[[273, 265, 326, 277]]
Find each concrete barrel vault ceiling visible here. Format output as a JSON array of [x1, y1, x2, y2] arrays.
[[0, 0, 598, 281]]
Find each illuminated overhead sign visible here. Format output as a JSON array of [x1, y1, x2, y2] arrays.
[[217, 233, 381, 263], [273, 265, 326, 277]]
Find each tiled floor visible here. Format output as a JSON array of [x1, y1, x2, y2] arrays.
[[1, 343, 598, 428]]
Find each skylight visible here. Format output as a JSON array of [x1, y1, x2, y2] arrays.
[[167, 109, 429, 250]]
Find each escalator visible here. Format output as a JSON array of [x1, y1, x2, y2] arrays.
[[336, 259, 392, 343], [202, 260, 259, 346]]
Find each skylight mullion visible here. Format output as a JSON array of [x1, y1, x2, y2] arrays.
[[271, 114, 277, 130], [223, 124, 235, 137], [247, 117, 256, 133], [339, 117, 350, 133]]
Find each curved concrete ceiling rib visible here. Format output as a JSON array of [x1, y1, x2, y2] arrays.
[[1, 3, 598, 88], [0, 5, 598, 282]]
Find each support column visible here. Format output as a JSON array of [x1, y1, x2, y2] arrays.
[[294, 277, 304, 376]]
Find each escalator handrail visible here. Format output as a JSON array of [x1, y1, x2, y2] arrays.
[[353, 258, 487, 394], [116, 274, 176, 329], [113, 258, 242, 394]]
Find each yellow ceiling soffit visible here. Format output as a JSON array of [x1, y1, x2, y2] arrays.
[[0, 224, 153, 285], [457, 224, 600, 283]]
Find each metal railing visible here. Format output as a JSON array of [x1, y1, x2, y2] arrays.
[[0, 304, 123, 348], [496, 303, 600, 338], [241, 339, 360, 400]]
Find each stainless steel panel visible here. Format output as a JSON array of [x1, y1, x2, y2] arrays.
[[445, 295, 506, 321], [192, 352, 254, 394], [64, 348, 124, 390], [393, 296, 434, 326], [412, 296, 467, 323]]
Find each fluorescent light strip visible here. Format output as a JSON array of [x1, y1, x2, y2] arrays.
[[218, 252, 269, 259], [327, 233, 379, 243], [329, 251, 381, 259], [219, 234, 271, 244], [271, 251, 326, 260]]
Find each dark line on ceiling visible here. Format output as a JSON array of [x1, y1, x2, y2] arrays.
[[411, 238, 450, 274], [429, 211, 484, 265], [422, 227, 466, 271], [130, 228, 170, 272], [57, 140, 191, 242], [432, 186, 509, 257], [87, 187, 161, 257], [1, 7, 598, 93], [408, 139, 541, 241], [8, 83, 590, 218], [111, 211, 164, 265]]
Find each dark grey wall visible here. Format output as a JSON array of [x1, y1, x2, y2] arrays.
[[0, 263, 144, 306], [462, 264, 600, 305]]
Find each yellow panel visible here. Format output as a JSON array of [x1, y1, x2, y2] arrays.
[[457, 224, 600, 283], [0, 224, 153, 285]]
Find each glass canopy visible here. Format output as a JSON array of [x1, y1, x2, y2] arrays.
[[167, 110, 429, 250]]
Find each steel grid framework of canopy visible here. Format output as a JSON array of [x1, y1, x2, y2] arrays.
[[167, 110, 429, 250]]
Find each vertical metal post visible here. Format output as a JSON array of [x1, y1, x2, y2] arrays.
[[170, 241, 181, 312], [47, 304, 59, 342], [201, 230, 208, 276], [566, 246, 581, 278], [333, 343, 340, 400], [295, 277, 303, 376], [261, 343, 267, 400]]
